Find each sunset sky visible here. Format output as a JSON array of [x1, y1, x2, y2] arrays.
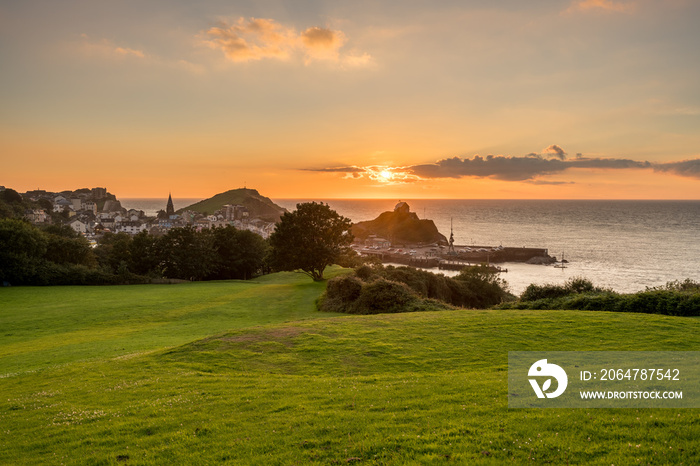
[[2, 0, 699, 199]]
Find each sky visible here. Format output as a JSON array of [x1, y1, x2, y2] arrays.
[[1, 0, 699, 199]]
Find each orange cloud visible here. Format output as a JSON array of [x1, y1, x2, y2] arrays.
[[566, 0, 636, 13], [78, 34, 146, 59], [203, 17, 370, 66], [114, 46, 145, 58], [204, 18, 296, 62]]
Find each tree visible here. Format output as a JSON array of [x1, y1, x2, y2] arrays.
[[0, 218, 47, 284], [94, 232, 133, 273], [158, 226, 217, 280], [455, 264, 511, 308], [129, 230, 160, 276], [209, 226, 269, 280], [44, 231, 96, 267], [269, 202, 353, 281]]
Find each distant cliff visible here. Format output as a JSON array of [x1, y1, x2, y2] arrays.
[[352, 203, 448, 245], [179, 188, 287, 222]]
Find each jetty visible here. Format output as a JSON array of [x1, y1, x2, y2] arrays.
[[438, 260, 507, 273], [359, 245, 547, 270]]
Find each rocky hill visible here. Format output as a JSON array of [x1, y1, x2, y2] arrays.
[[352, 203, 448, 246], [179, 188, 287, 222]]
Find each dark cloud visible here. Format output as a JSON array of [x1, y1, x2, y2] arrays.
[[653, 159, 700, 179], [410, 155, 566, 181], [408, 154, 651, 181], [543, 144, 567, 160], [301, 155, 700, 184]]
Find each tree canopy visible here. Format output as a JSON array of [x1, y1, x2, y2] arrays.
[[269, 202, 353, 281]]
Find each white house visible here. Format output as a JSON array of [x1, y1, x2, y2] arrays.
[[82, 201, 97, 215], [117, 221, 148, 235], [53, 199, 73, 213], [68, 218, 88, 234]]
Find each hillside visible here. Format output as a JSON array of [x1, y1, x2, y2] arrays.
[[179, 188, 287, 221], [1, 274, 698, 464]]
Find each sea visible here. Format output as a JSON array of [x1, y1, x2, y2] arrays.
[[122, 198, 700, 295]]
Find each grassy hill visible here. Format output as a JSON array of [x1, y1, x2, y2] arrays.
[[1, 273, 698, 464], [178, 188, 287, 221]]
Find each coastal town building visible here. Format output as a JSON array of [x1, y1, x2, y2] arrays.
[[223, 204, 249, 221], [117, 221, 148, 235], [15, 187, 280, 242], [166, 194, 175, 217], [24, 209, 48, 224], [68, 218, 88, 234], [53, 199, 73, 212], [394, 201, 410, 213], [365, 235, 391, 249]]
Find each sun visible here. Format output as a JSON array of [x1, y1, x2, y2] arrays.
[[379, 170, 393, 181]]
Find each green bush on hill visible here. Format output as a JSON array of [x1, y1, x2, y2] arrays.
[[520, 276, 605, 301], [319, 263, 511, 314], [318, 274, 452, 315], [498, 277, 700, 316], [355, 264, 512, 308]]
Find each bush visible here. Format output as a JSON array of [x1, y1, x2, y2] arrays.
[[354, 264, 376, 281], [520, 277, 601, 301], [319, 274, 453, 315], [498, 279, 700, 317], [353, 264, 512, 309], [319, 275, 364, 313], [353, 278, 419, 314], [455, 265, 512, 308]]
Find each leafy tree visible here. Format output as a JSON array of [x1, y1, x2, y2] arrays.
[[269, 202, 353, 281], [209, 226, 268, 280], [0, 218, 47, 284], [129, 230, 160, 276], [44, 232, 95, 267], [1, 189, 23, 204], [42, 224, 79, 238], [0, 189, 28, 219], [94, 232, 133, 273], [38, 198, 53, 211], [158, 226, 217, 280]]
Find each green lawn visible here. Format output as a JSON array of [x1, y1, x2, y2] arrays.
[[1, 270, 698, 464], [0, 268, 349, 375]]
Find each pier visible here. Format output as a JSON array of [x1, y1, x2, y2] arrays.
[[358, 244, 549, 271]]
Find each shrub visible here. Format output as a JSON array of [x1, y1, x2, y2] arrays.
[[455, 265, 512, 308], [498, 279, 700, 317], [352, 278, 419, 314], [319, 275, 364, 313], [354, 264, 376, 281], [520, 277, 601, 301], [320, 275, 443, 315]]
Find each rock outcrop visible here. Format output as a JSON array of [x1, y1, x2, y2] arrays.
[[352, 202, 447, 246]]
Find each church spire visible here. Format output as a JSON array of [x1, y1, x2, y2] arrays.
[[166, 193, 175, 216]]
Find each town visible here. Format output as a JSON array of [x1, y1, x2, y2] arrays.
[[11, 186, 277, 242]]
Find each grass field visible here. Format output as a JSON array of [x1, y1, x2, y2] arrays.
[[1, 269, 699, 464]]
